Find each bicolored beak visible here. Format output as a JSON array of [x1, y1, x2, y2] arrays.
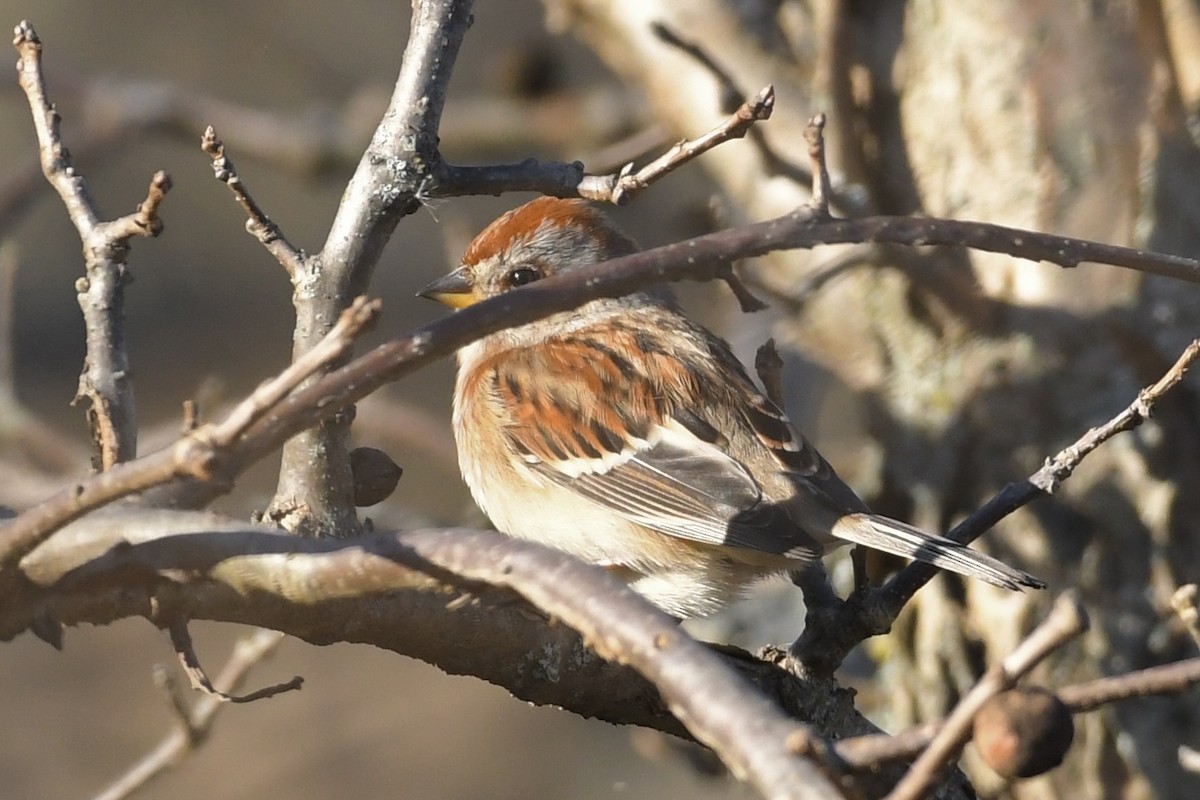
[[418, 266, 481, 309]]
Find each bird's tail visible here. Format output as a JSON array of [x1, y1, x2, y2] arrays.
[[832, 513, 1045, 590]]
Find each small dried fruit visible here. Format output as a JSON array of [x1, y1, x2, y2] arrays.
[[973, 686, 1074, 779]]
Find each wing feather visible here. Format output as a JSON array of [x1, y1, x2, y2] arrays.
[[487, 330, 803, 554]]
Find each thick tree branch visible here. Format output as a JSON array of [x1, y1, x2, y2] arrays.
[[267, 0, 475, 538], [13, 516, 853, 800]]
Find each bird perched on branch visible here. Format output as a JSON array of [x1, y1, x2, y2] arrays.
[[421, 197, 1043, 618]]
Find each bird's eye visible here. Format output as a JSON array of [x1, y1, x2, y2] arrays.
[[506, 266, 541, 287]]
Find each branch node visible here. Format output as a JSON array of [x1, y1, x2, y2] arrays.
[[718, 264, 768, 312], [803, 114, 833, 219]]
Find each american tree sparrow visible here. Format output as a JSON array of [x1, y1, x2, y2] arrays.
[[421, 197, 1043, 618]]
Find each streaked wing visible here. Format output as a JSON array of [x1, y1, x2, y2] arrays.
[[487, 331, 798, 553], [715, 340, 870, 516]]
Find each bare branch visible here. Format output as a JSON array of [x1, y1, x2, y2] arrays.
[[889, 337, 1200, 595], [719, 265, 770, 312], [432, 84, 776, 203], [885, 592, 1088, 800], [208, 297, 380, 443], [123, 211, 1193, 519], [13, 21, 172, 469], [167, 619, 302, 703], [651, 22, 808, 158], [200, 126, 306, 278], [5, 186, 1196, 565], [1056, 656, 1200, 712], [32, 518, 1121, 792], [389, 531, 846, 800], [104, 170, 171, 241]]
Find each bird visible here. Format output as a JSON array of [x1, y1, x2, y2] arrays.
[[419, 197, 1044, 618]]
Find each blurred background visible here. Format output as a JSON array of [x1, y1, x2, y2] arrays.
[[4, 1, 1200, 798]]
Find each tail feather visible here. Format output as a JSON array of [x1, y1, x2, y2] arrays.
[[833, 513, 1045, 590]]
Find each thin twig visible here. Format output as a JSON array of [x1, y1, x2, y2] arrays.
[[888, 338, 1200, 599], [208, 297, 380, 443], [92, 629, 291, 800], [649, 21, 824, 203], [885, 592, 1088, 800], [804, 114, 833, 218], [719, 266, 770, 312], [1056, 656, 1200, 711], [598, 85, 775, 205], [167, 619, 302, 703], [200, 126, 306, 278], [1032, 340, 1200, 492]]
